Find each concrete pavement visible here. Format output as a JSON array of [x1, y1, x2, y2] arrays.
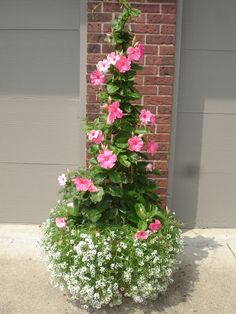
[[0, 224, 236, 314]]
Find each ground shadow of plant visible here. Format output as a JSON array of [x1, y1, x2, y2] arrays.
[[70, 231, 221, 314]]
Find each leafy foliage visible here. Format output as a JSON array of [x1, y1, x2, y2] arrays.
[[56, 0, 165, 229]]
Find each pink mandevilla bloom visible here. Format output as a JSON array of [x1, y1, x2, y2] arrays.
[[147, 140, 159, 155], [97, 59, 110, 73], [139, 109, 155, 125], [55, 217, 66, 229], [107, 52, 119, 65], [97, 149, 117, 169], [58, 173, 67, 186], [72, 178, 99, 192], [135, 230, 149, 240], [127, 43, 145, 61], [128, 136, 144, 152], [88, 130, 104, 144], [90, 70, 106, 86], [107, 101, 123, 124], [146, 163, 153, 172], [149, 219, 162, 233], [115, 55, 131, 73]]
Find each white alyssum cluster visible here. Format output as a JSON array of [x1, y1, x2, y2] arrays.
[[41, 211, 183, 309]]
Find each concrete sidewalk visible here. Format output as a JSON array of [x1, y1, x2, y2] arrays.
[[0, 225, 236, 314]]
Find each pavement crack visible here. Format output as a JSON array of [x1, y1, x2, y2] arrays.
[[226, 243, 236, 259]]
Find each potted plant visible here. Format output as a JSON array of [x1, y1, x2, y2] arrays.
[[41, 0, 183, 309]]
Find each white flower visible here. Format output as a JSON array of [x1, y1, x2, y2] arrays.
[[57, 173, 67, 186]]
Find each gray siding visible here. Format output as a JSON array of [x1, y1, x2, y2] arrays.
[[0, 0, 86, 223], [171, 0, 236, 227]]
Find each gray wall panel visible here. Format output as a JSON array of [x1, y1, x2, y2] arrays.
[[182, 0, 236, 51], [0, 163, 77, 223], [0, 31, 80, 95], [171, 0, 236, 227], [0, 0, 80, 29], [179, 50, 236, 114], [0, 97, 83, 164]]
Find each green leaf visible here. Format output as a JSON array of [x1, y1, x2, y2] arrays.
[[87, 210, 102, 223], [127, 215, 139, 224], [118, 155, 131, 167], [138, 220, 148, 231], [67, 206, 79, 217], [109, 171, 122, 183], [135, 127, 150, 135], [135, 203, 146, 219], [107, 84, 119, 94], [107, 185, 123, 197], [90, 187, 104, 203], [128, 91, 141, 100]]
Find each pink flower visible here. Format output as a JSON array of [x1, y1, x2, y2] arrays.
[[72, 178, 99, 192], [115, 55, 131, 73], [97, 149, 117, 169], [150, 114, 156, 125], [55, 217, 66, 229], [135, 230, 149, 240], [107, 101, 123, 124], [107, 52, 119, 65], [88, 130, 104, 144], [139, 109, 155, 125], [149, 219, 162, 233], [58, 174, 67, 186], [147, 140, 159, 155], [146, 163, 153, 172], [88, 184, 99, 192], [97, 59, 110, 73], [127, 43, 145, 61], [90, 70, 106, 86], [128, 136, 144, 152]]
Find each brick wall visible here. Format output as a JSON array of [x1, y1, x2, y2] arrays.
[[87, 0, 177, 207]]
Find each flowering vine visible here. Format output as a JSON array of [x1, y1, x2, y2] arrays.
[[56, 0, 163, 234]]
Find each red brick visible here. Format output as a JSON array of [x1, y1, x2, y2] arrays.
[[87, 94, 97, 103], [131, 24, 159, 34], [156, 178, 168, 188], [146, 35, 175, 45], [144, 76, 174, 86], [103, 23, 112, 33], [147, 14, 176, 24], [146, 56, 174, 65], [87, 44, 101, 53], [138, 67, 157, 75], [144, 96, 172, 105], [158, 143, 170, 151], [137, 86, 157, 95], [156, 115, 171, 124], [87, 54, 105, 64], [161, 25, 176, 34], [87, 103, 100, 113], [155, 161, 169, 170], [157, 124, 171, 133], [103, 3, 122, 12], [159, 86, 173, 95], [158, 105, 172, 114], [102, 44, 113, 54], [87, 33, 106, 43], [144, 45, 158, 55], [161, 4, 176, 14], [88, 2, 102, 13], [160, 46, 175, 55], [133, 4, 160, 13], [88, 13, 111, 22], [88, 22, 101, 32], [159, 66, 174, 76], [135, 76, 143, 85]]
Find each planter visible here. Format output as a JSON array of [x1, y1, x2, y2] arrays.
[[41, 204, 183, 309]]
